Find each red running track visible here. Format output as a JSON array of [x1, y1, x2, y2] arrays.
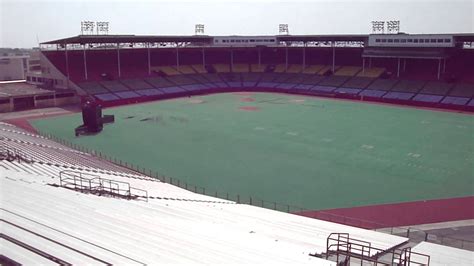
[[296, 196, 474, 229]]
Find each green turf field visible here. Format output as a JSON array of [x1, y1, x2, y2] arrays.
[[31, 93, 474, 210]]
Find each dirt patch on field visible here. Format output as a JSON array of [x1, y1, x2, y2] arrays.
[[239, 106, 260, 111], [240, 97, 255, 102], [188, 99, 205, 104]]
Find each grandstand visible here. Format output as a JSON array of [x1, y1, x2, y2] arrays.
[[2, 32, 474, 265], [32, 33, 474, 111]]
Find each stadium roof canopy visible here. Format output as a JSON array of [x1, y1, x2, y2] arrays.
[[41, 33, 474, 45], [41, 34, 370, 45], [41, 35, 215, 45]]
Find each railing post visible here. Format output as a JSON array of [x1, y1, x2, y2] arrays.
[[237, 194, 240, 203]]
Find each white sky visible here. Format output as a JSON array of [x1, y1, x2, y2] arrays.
[[0, 0, 473, 48]]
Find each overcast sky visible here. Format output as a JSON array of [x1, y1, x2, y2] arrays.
[[1, 0, 472, 48]]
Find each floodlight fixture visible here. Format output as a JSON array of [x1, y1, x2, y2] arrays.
[[371, 21, 385, 34], [81, 21, 95, 35], [96, 21, 110, 35], [387, 20, 400, 34], [195, 24, 205, 35], [279, 24, 289, 35]]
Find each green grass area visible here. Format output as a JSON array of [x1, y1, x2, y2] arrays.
[[31, 93, 474, 210]]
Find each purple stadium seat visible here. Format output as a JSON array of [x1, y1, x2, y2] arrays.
[[135, 89, 164, 96], [310, 86, 337, 93], [441, 96, 470, 106], [335, 87, 362, 95], [114, 91, 140, 99], [359, 90, 387, 98], [382, 92, 415, 100], [94, 93, 120, 101], [412, 94, 444, 103]]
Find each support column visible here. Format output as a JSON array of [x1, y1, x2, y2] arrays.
[[83, 44, 88, 80], [397, 58, 401, 78], [117, 43, 121, 78], [147, 43, 151, 75], [443, 58, 446, 73], [362, 57, 365, 74], [332, 41, 336, 73], [285, 45, 288, 71], [176, 43, 180, 71], [403, 59, 406, 72], [230, 49, 234, 72], [369, 57, 372, 68], [65, 43, 70, 88], [302, 43, 306, 70], [258, 47, 261, 67], [437, 58, 441, 80], [202, 47, 206, 67]]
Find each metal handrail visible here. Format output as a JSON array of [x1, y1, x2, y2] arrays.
[[59, 170, 148, 201]]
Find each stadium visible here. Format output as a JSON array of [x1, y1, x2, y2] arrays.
[[1, 5, 474, 265]]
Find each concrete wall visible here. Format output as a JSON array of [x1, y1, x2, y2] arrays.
[[0, 100, 12, 112], [0, 58, 25, 80], [34, 98, 55, 108], [55, 95, 79, 106]]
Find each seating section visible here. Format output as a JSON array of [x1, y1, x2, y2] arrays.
[[78, 82, 108, 94], [334, 66, 361, 77], [121, 79, 154, 90], [232, 64, 249, 73], [302, 65, 325, 74], [274, 64, 287, 73], [73, 66, 474, 111], [250, 64, 267, 72], [191, 64, 207, 74], [286, 64, 303, 73], [178, 65, 197, 75], [367, 79, 398, 91], [342, 77, 374, 89], [391, 80, 426, 93], [318, 76, 349, 87], [213, 64, 231, 73], [144, 77, 175, 88], [357, 67, 386, 78], [41, 47, 474, 111], [317, 65, 336, 75], [420, 81, 453, 96], [100, 81, 130, 92], [152, 66, 180, 76], [448, 83, 474, 98]]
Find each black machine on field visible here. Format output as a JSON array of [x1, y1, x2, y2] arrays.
[[75, 99, 115, 136]]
